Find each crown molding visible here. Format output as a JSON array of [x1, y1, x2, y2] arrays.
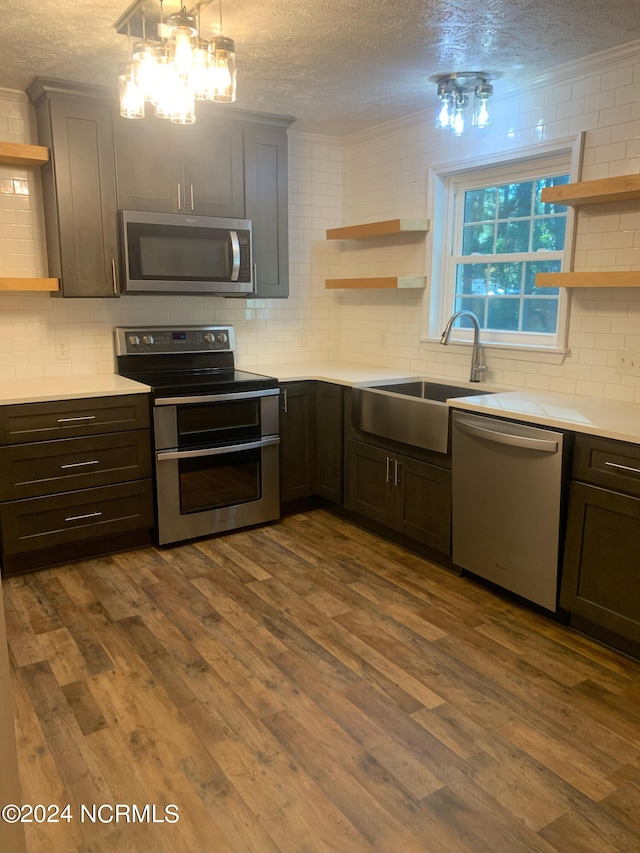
[[526, 38, 640, 90]]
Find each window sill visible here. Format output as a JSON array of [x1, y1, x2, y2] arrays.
[[422, 337, 570, 365]]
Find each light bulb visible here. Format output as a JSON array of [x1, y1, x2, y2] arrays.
[[452, 107, 465, 136], [118, 65, 144, 119], [436, 99, 451, 130]]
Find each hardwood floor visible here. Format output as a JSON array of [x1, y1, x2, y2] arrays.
[[4, 508, 640, 853]]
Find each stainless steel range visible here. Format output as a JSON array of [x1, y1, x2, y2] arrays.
[[115, 326, 280, 546]]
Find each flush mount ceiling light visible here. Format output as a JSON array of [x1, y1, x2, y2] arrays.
[[435, 72, 494, 136], [115, 0, 236, 124]]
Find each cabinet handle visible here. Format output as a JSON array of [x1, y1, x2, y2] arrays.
[[111, 258, 118, 295], [64, 511, 102, 523], [394, 459, 401, 486], [253, 263, 257, 288], [60, 460, 100, 469], [190, 184, 194, 211], [282, 388, 288, 413], [605, 460, 640, 475], [385, 456, 392, 483], [56, 415, 96, 424], [177, 183, 182, 211]]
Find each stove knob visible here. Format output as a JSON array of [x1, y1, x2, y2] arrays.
[[142, 334, 155, 346], [127, 334, 140, 347], [216, 333, 228, 345], [204, 333, 215, 344]]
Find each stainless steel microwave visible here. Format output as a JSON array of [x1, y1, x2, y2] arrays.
[[120, 210, 254, 296]]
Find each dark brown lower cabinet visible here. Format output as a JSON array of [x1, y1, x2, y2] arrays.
[[347, 439, 451, 553], [560, 433, 640, 656], [561, 481, 640, 647], [0, 394, 154, 575], [279, 382, 316, 503], [279, 381, 344, 505]]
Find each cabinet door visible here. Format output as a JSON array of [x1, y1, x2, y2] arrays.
[[347, 440, 395, 527], [315, 383, 343, 504], [44, 98, 119, 297], [279, 383, 315, 502], [561, 481, 640, 643], [243, 124, 289, 298], [114, 115, 176, 213], [115, 114, 244, 217], [395, 454, 451, 553], [182, 117, 244, 217]]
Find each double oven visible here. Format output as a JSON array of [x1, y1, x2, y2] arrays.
[[115, 326, 279, 546]]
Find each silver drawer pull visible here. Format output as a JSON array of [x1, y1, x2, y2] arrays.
[[60, 460, 100, 469], [64, 511, 103, 523], [604, 460, 640, 476], [56, 415, 96, 423]]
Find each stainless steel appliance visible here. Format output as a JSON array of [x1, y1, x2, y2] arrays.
[[451, 410, 566, 612], [120, 211, 254, 296], [115, 326, 279, 545]]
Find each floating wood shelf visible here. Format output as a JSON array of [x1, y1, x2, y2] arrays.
[[541, 174, 640, 206], [536, 271, 640, 289], [325, 276, 426, 290], [0, 277, 59, 292], [0, 141, 50, 166], [326, 218, 429, 240]]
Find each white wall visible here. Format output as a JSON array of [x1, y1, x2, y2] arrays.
[[2, 41, 640, 400], [333, 43, 640, 402], [0, 97, 341, 378]]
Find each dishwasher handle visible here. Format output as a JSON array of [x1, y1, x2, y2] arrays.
[[455, 417, 559, 453]]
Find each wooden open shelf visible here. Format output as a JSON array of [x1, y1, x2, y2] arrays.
[[326, 218, 429, 240], [0, 141, 49, 166], [0, 277, 59, 292], [541, 174, 640, 206], [325, 276, 426, 290], [536, 271, 640, 289]]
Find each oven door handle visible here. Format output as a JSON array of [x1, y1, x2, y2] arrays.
[[154, 388, 280, 406], [156, 436, 280, 462]]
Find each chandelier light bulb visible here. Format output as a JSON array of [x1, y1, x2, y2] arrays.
[[118, 64, 144, 119]]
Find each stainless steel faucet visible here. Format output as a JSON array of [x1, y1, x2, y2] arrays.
[[440, 310, 487, 382]]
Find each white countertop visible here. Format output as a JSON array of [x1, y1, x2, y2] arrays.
[[252, 361, 424, 387], [449, 389, 640, 444], [253, 359, 640, 445], [0, 375, 150, 406], [2, 362, 640, 445]]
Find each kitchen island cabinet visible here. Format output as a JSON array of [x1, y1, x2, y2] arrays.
[[27, 79, 119, 297], [0, 394, 153, 575], [561, 433, 640, 657]]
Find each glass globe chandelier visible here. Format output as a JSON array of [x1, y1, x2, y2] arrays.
[[435, 73, 494, 136], [116, 0, 236, 124]]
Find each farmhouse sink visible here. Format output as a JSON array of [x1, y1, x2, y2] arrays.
[[352, 380, 492, 454], [372, 380, 477, 403]]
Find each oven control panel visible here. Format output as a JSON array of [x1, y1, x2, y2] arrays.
[[115, 326, 236, 355]]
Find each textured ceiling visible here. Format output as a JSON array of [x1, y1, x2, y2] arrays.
[[3, 0, 640, 134]]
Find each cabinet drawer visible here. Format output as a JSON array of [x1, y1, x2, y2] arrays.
[[0, 430, 151, 500], [0, 394, 149, 444], [0, 480, 154, 556], [573, 434, 640, 497]]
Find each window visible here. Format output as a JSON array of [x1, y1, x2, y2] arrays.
[[429, 151, 575, 352]]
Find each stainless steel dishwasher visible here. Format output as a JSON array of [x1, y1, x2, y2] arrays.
[[451, 410, 565, 612]]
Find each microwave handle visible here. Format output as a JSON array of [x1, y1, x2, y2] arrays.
[[230, 230, 240, 281]]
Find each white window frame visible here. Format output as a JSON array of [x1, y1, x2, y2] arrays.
[[424, 134, 584, 357]]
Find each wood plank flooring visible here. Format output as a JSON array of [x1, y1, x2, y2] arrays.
[[4, 508, 640, 853]]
